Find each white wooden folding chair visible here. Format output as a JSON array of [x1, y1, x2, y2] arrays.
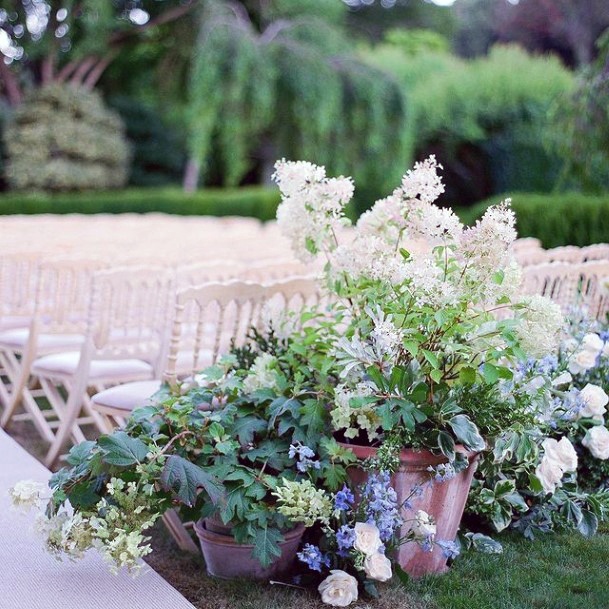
[[30, 266, 173, 468], [0, 258, 106, 442], [522, 260, 609, 319]]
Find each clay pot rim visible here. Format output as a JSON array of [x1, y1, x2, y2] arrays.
[[194, 520, 305, 548], [338, 441, 479, 466]]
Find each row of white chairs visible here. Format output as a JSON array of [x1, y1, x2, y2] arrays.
[[0, 255, 321, 465]]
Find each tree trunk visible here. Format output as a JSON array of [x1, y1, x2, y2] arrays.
[[0, 61, 22, 106], [183, 157, 201, 192]]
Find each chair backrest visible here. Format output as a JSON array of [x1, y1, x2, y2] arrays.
[[0, 252, 41, 324], [34, 258, 108, 335], [241, 259, 316, 282], [175, 260, 245, 289], [522, 260, 609, 319], [162, 277, 323, 387], [86, 266, 174, 366], [163, 280, 270, 387]]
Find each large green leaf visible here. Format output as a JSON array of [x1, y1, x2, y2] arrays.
[[251, 526, 283, 568], [578, 509, 598, 537], [448, 415, 486, 452], [98, 431, 148, 466], [231, 416, 267, 446], [160, 455, 224, 507]]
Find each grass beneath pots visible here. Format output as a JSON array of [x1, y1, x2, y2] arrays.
[[145, 524, 609, 609]]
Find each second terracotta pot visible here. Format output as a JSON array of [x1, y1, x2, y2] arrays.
[[194, 518, 305, 580], [340, 442, 479, 577]]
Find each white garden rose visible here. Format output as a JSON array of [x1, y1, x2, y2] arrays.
[[412, 510, 436, 540], [535, 456, 564, 495], [353, 522, 383, 556], [318, 570, 359, 607], [542, 437, 578, 472], [578, 383, 609, 421], [581, 333, 604, 353], [9, 480, 47, 509], [568, 349, 599, 375], [551, 371, 572, 387], [363, 552, 393, 582], [582, 426, 609, 460]]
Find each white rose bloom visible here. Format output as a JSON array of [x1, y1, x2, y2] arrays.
[[353, 522, 383, 556], [318, 570, 359, 607], [9, 480, 47, 509], [542, 437, 578, 472], [363, 552, 393, 582], [581, 333, 604, 354], [582, 426, 609, 460], [578, 383, 609, 421], [412, 510, 437, 540], [535, 456, 564, 495], [551, 371, 572, 387], [568, 349, 599, 375]]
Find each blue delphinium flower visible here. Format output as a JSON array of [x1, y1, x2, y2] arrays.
[[289, 442, 321, 472], [336, 524, 356, 555], [560, 388, 587, 420], [428, 462, 456, 483], [334, 485, 355, 512], [436, 539, 460, 560], [297, 544, 330, 572], [361, 471, 403, 542]]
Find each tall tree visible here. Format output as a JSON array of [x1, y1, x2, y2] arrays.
[[0, 0, 196, 106], [185, 0, 408, 200]]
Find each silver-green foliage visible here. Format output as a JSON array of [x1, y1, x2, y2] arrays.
[[4, 84, 131, 192], [188, 0, 407, 198]]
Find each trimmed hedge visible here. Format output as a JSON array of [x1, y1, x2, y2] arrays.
[[0, 187, 281, 221], [459, 192, 609, 248]]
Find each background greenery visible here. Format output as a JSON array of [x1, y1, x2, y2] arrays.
[[1, 0, 609, 244]]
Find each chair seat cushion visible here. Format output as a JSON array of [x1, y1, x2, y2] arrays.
[[0, 328, 84, 351], [92, 380, 162, 413], [0, 316, 32, 331], [32, 351, 154, 382]]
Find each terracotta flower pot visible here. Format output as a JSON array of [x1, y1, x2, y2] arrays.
[[194, 518, 305, 580], [340, 442, 479, 577]]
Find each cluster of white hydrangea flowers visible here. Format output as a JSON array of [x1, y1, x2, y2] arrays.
[[273, 159, 353, 263], [516, 295, 565, 359], [330, 383, 381, 442], [11, 477, 160, 574], [260, 301, 300, 342], [242, 353, 279, 394], [273, 479, 333, 527]]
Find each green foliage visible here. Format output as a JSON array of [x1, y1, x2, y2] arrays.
[[363, 44, 573, 203], [187, 0, 408, 209], [462, 192, 609, 248], [109, 96, 185, 187], [550, 31, 609, 192], [383, 28, 450, 56], [0, 186, 282, 219], [4, 85, 130, 192]]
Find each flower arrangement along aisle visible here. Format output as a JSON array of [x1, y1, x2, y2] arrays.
[[465, 313, 609, 540], [272, 156, 565, 575], [10, 157, 573, 606]]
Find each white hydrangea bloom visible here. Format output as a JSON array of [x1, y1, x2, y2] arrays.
[[331, 383, 380, 442], [516, 295, 564, 359], [273, 160, 353, 263], [357, 194, 407, 245], [9, 480, 48, 509], [398, 155, 445, 204], [243, 353, 279, 394]]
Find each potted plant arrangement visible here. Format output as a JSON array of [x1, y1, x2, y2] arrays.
[[12, 156, 582, 606], [271, 156, 565, 575]]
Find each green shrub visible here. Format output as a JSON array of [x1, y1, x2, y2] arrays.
[[460, 192, 609, 248], [362, 44, 574, 204], [109, 96, 186, 188], [4, 85, 130, 192], [0, 186, 282, 220]]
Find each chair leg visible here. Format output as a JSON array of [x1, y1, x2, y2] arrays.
[[162, 510, 199, 553], [0, 348, 36, 429]]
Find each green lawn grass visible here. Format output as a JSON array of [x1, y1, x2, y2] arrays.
[[146, 525, 609, 609]]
